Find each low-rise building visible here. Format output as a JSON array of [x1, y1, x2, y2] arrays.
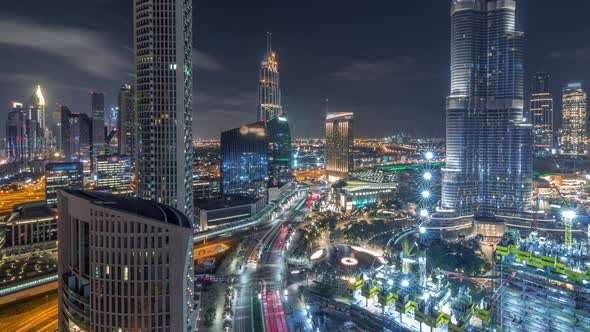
[[0, 201, 57, 253], [195, 197, 266, 230]]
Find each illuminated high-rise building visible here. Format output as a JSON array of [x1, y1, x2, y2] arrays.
[[530, 73, 554, 157], [45, 162, 83, 207], [257, 33, 283, 122], [560, 83, 587, 156], [437, 0, 532, 223], [95, 154, 132, 195], [221, 122, 269, 199], [117, 84, 135, 156], [6, 102, 26, 162], [134, 0, 194, 222], [91, 91, 105, 157], [57, 190, 196, 332], [26, 85, 46, 160], [325, 112, 354, 182], [266, 115, 293, 187]]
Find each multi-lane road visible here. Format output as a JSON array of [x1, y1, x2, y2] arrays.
[[234, 193, 309, 332], [0, 292, 57, 332]]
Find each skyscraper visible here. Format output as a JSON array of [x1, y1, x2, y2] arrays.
[[91, 91, 105, 157], [325, 112, 354, 182], [438, 0, 532, 222], [267, 115, 293, 187], [257, 33, 283, 122], [57, 190, 196, 331], [134, 0, 194, 223], [6, 102, 26, 162], [26, 85, 46, 160], [221, 122, 269, 199], [560, 83, 587, 156], [117, 84, 135, 156], [530, 73, 554, 157]]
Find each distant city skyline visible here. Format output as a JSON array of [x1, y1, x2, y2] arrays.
[[1, 0, 590, 138]]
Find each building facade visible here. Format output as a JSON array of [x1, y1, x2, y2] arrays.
[[57, 190, 196, 332], [257, 33, 283, 122], [45, 162, 83, 207], [1, 202, 57, 251], [438, 0, 532, 222], [117, 84, 135, 156], [91, 92, 105, 157], [325, 112, 354, 182], [134, 0, 194, 223], [26, 86, 46, 160], [95, 154, 132, 195], [266, 115, 293, 188], [221, 122, 269, 199], [560, 83, 587, 156], [530, 73, 554, 157], [6, 102, 26, 162]]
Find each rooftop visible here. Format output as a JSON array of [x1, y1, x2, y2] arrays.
[[63, 190, 192, 229]]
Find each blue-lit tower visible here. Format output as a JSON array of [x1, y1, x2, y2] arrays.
[[221, 122, 269, 200], [437, 0, 532, 225]]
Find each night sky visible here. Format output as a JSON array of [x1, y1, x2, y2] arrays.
[[1, 0, 590, 139]]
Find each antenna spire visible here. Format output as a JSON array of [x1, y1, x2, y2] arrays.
[[325, 98, 329, 114], [266, 32, 272, 54]]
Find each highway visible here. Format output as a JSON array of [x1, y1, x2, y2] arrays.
[[0, 291, 57, 332], [0, 177, 45, 217], [234, 194, 309, 332]]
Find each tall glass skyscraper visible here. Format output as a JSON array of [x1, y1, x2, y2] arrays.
[[6, 102, 26, 162], [438, 0, 532, 222], [257, 33, 283, 122], [117, 84, 135, 156], [325, 112, 354, 182], [134, 0, 194, 223], [221, 122, 269, 199], [91, 91, 105, 157], [560, 83, 587, 156], [267, 115, 293, 187], [530, 73, 554, 157]]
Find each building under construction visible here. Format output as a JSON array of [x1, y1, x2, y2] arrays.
[[495, 232, 590, 331]]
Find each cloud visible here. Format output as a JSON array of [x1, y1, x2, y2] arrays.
[[328, 56, 420, 81], [193, 50, 225, 71], [0, 72, 91, 93], [0, 16, 130, 80], [194, 91, 256, 117], [548, 48, 590, 61]]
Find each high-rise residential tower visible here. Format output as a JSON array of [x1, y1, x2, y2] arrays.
[[530, 73, 554, 157], [91, 91, 105, 157], [117, 84, 135, 156], [26, 85, 46, 160], [6, 102, 26, 162], [134, 0, 194, 222], [257, 33, 283, 122], [57, 190, 196, 331], [438, 0, 532, 223], [560, 83, 587, 156], [325, 112, 354, 182]]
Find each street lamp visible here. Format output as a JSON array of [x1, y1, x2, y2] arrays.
[[419, 226, 427, 234], [423, 172, 432, 181], [425, 151, 434, 161], [419, 209, 429, 218], [421, 190, 430, 199], [401, 279, 410, 287]]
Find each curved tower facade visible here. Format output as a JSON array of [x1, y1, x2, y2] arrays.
[[134, 0, 194, 223], [438, 0, 532, 224], [257, 33, 283, 122]]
